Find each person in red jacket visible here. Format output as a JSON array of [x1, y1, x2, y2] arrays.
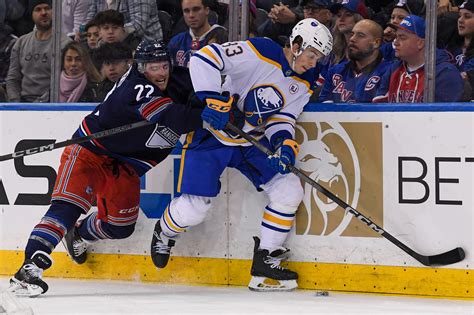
[[373, 15, 464, 103]]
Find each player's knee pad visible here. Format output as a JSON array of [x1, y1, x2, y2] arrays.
[[99, 222, 136, 239], [168, 194, 212, 227], [264, 173, 304, 213]]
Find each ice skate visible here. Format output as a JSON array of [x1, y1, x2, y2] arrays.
[[248, 237, 298, 292], [8, 251, 52, 297], [150, 220, 175, 268], [62, 224, 88, 264]]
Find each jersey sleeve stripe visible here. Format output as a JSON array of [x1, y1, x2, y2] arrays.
[[200, 46, 223, 67], [193, 53, 222, 71], [140, 97, 173, 118], [246, 40, 282, 69], [80, 120, 107, 150], [209, 44, 224, 61]]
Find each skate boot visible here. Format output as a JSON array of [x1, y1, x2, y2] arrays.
[[248, 236, 298, 292], [8, 251, 53, 297], [62, 224, 88, 264], [150, 220, 175, 268]]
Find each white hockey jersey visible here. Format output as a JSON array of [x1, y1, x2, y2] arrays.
[[189, 37, 321, 147]]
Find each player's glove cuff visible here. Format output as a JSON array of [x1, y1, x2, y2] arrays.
[[206, 95, 233, 113], [282, 139, 300, 157]]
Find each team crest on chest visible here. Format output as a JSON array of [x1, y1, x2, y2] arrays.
[[146, 125, 180, 149], [244, 85, 285, 126]]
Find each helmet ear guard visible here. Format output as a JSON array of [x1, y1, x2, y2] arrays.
[[289, 18, 333, 57]]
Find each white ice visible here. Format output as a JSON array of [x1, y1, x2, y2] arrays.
[[0, 277, 472, 315]]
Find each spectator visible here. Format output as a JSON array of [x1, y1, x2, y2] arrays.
[[93, 42, 133, 100], [457, 0, 474, 71], [320, 19, 391, 103], [85, 20, 100, 50], [6, 0, 70, 102], [60, 41, 102, 103], [456, 0, 474, 100], [0, 0, 30, 37], [94, 10, 141, 50], [383, 0, 425, 43], [257, 0, 303, 43], [373, 15, 464, 103], [168, 0, 227, 67], [302, 0, 332, 27], [84, 0, 163, 42], [62, 0, 89, 39], [381, 0, 426, 62], [328, 0, 367, 67], [0, 24, 18, 92]]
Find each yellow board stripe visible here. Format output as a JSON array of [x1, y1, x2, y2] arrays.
[[0, 250, 471, 299], [263, 213, 293, 227]]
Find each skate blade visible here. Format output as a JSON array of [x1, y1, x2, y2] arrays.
[[248, 276, 298, 292], [7, 279, 43, 298]]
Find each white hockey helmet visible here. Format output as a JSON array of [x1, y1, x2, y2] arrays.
[[289, 18, 333, 57]]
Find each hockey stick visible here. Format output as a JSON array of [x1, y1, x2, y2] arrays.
[[225, 122, 466, 267], [0, 120, 153, 162]]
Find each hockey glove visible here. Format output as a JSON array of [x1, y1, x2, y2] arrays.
[[201, 94, 234, 130], [267, 139, 300, 174]]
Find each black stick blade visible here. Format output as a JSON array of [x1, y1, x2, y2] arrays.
[[419, 247, 466, 266]]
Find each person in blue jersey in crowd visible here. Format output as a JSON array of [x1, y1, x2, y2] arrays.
[[319, 19, 391, 103], [168, 0, 227, 68], [8, 40, 205, 297], [149, 18, 333, 292]]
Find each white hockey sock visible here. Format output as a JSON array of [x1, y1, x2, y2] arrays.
[[259, 205, 295, 250]]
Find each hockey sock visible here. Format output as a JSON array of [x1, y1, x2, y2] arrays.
[[159, 205, 186, 239], [25, 201, 83, 259], [260, 205, 295, 250], [78, 212, 136, 241]]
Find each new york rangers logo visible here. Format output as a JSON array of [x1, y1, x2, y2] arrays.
[[244, 85, 284, 125], [364, 76, 380, 91]]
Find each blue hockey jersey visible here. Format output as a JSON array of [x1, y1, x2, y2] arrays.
[[168, 25, 226, 68], [73, 65, 203, 176], [319, 55, 391, 103]]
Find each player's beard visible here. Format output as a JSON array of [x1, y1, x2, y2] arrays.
[[348, 44, 374, 61]]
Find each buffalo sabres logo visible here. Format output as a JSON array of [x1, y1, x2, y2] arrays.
[[244, 85, 284, 126]]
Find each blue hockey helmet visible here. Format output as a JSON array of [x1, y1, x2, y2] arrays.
[[134, 39, 172, 72]]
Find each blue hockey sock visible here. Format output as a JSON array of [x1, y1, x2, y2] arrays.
[[25, 201, 83, 259]]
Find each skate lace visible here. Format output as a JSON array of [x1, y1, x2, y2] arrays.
[[263, 256, 285, 270], [23, 263, 43, 280], [73, 239, 87, 256], [153, 232, 172, 254]]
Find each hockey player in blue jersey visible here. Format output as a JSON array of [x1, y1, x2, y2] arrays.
[[319, 19, 391, 103], [150, 18, 333, 291], [8, 40, 205, 297]]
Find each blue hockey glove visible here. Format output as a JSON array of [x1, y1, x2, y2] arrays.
[[267, 139, 300, 174], [201, 94, 234, 130]]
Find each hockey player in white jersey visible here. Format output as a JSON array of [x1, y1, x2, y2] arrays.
[[150, 18, 333, 291]]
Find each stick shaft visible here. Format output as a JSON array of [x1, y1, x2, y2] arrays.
[[0, 120, 153, 162], [225, 122, 465, 266]]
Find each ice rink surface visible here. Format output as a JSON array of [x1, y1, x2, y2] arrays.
[[0, 277, 472, 315]]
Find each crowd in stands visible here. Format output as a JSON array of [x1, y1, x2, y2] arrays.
[[0, 0, 473, 103]]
